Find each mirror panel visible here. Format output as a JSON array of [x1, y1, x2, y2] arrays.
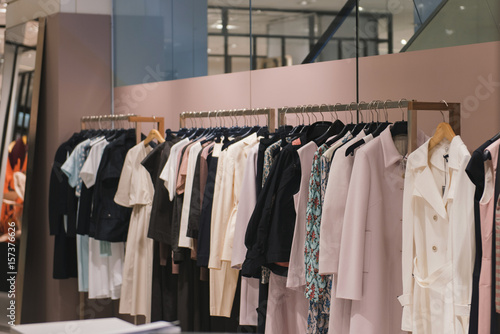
[[0, 18, 44, 325]]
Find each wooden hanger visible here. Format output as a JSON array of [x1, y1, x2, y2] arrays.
[[144, 129, 165, 146], [428, 122, 455, 151]]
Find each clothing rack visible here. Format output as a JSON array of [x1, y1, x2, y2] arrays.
[[278, 100, 461, 153], [77, 114, 165, 322], [129, 116, 165, 144], [80, 114, 165, 145], [179, 108, 276, 131], [80, 113, 137, 129]]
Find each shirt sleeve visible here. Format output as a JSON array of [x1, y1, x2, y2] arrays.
[[209, 148, 235, 270], [399, 156, 415, 331], [61, 148, 78, 188], [318, 154, 353, 275], [114, 147, 135, 208], [451, 151, 475, 330], [336, 150, 371, 301], [80, 144, 105, 188], [159, 149, 175, 200]]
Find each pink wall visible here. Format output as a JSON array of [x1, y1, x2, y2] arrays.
[[115, 41, 500, 150]]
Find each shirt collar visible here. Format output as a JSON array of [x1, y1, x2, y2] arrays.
[[242, 132, 258, 145], [407, 135, 463, 171], [380, 127, 403, 168]]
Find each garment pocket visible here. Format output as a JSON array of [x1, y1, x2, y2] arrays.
[[363, 231, 372, 273]]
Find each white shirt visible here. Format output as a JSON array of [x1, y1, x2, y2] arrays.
[[231, 143, 260, 269], [80, 139, 109, 188], [159, 137, 190, 201]]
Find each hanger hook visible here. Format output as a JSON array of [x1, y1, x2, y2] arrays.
[[283, 106, 292, 126], [376, 100, 383, 122], [440, 100, 448, 122], [347, 103, 354, 123], [320, 104, 333, 121], [383, 100, 392, 122], [368, 100, 376, 122], [398, 98, 407, 121], [349, 102, 358, 123], [334, 103, 343, 123], [300, 105, 309, 125], [314, 104, 324, 121], [306, 105, 315, 123], [359, 101, 367, 123]]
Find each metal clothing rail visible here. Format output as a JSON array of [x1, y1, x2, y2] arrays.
[[179, 108, 276, 131], [80, 113, 136, 127], [278, 100, 461, 153], [80, 114, 165, 145]]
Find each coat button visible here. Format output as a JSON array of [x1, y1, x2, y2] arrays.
[[432, 246, 437, 252], [433, 215, 438, 221]]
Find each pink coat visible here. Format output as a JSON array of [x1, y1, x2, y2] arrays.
[[478, 139, 500, 334], [336, 128, 407, 334]]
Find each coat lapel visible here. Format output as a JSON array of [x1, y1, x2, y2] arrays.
[[409, 138, 448, 219], [414, 167, 448, 219]]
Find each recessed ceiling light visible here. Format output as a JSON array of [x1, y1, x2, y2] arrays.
[[401, 39, 407, 45], [459, 5, 465, 10], [211, 23, 238, 30], [231, 43, 238, 48], [207, 48, 212, 53], [300, 1, 308, 6], [359, 6, 364, 11]]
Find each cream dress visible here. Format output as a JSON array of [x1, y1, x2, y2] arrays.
[[115, 142, 154, 322]]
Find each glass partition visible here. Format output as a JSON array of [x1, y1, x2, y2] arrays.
[[112, 0, 500, 85], [403, 0, 500, 52]]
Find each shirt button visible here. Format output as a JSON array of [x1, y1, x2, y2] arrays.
[[433, 215, 438, 221], [432, 246, 438, 252]]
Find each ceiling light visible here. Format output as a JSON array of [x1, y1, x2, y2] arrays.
[[0, 8, 6, 13], [445, 29, 454, 35], [207, 48, 212, 53], [231, 43, 238, 48], [459, 5, 465, 10], [300, 1, 308, 6], [210, 23, 238, 30], [359, 6, 364, 11], [400, 39, 407, 45]]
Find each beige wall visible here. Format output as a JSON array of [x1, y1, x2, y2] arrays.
[[115, 41, 500, 150], [22, 12, 112, 323]]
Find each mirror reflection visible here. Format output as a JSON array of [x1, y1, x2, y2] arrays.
[[0, 20, 39, 300]]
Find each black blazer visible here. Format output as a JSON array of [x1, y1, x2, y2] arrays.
[[465, 139, 493, 334], [492, 141, 500, 333]]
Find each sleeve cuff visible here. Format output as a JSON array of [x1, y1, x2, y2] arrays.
[[454, 304, 470, 316], [397, 294, 412, 306]]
